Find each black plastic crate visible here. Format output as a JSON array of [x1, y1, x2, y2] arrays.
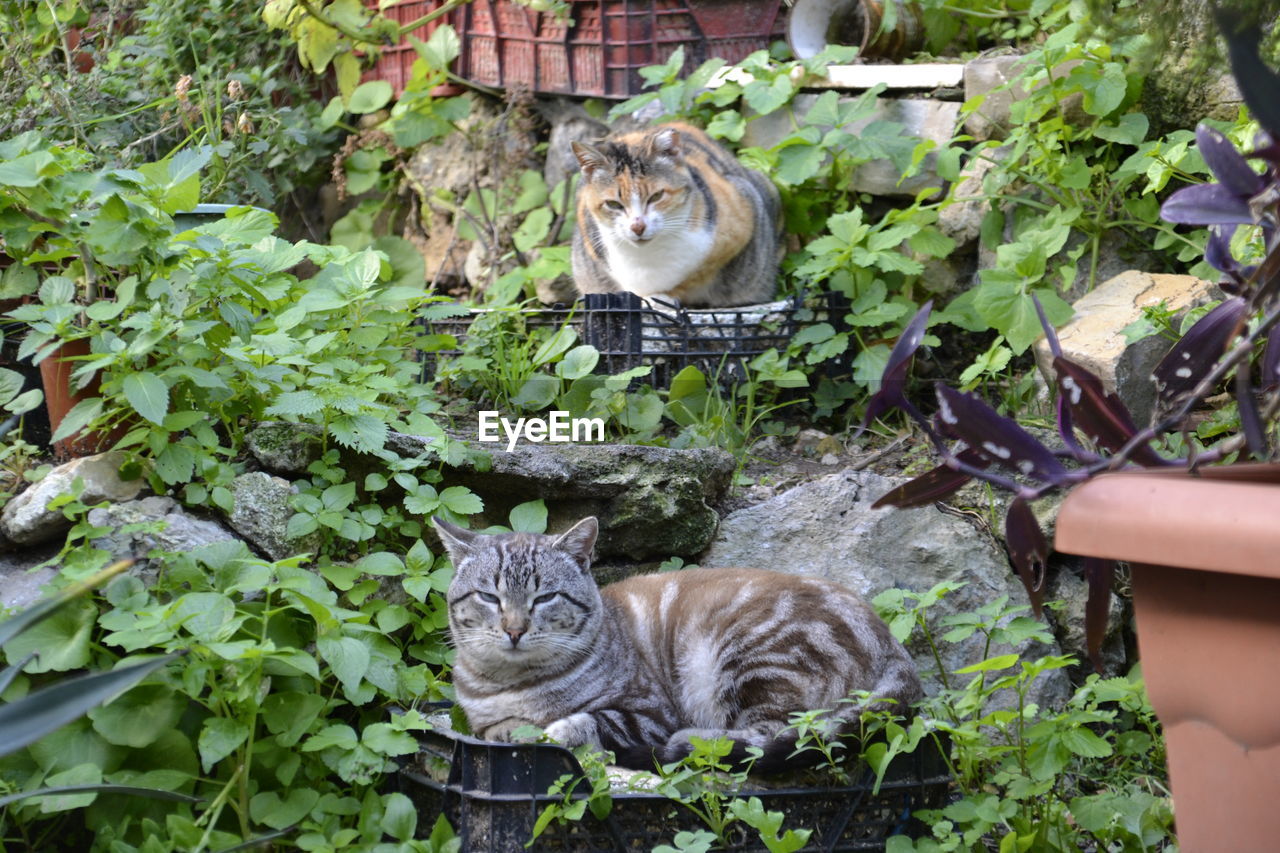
[[396, 724, 952, 852], [419, 290, 852, 388]]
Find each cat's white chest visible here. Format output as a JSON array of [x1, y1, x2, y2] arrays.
[[602, 227, 714, 298]]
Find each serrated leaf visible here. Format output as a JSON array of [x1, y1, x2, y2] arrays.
[[438, 486, 482, 515], [122, 373, 169, 425]]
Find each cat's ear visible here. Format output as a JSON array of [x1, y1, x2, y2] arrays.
[[433, 516, 480, 564], [552, 516, 598, 570], [648, 127, 683, 163], [572, 141, 608, 181]]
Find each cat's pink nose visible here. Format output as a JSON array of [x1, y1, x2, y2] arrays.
[[630, 219, 645, 236], [506, 628, 526, 647]]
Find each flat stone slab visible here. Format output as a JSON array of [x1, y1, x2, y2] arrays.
[[1033, 270, 1219, 426]]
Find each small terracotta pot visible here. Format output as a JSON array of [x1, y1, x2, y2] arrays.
[[39, 338, 130, 460], [1056, 465, 1280, 852]]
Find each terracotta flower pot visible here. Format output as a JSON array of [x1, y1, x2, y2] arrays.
[[1055, 465, 1280, 852], [39, 338, 130, 460]]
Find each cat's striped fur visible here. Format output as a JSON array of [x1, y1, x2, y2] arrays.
[[434, 516, 922, 771], [570, 122, 783, 308]]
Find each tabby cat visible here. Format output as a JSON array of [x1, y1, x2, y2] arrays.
[[434, 516, 922, 771], [570, 122, 783, 308]]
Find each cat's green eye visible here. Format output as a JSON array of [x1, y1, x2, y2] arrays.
[[533, 592, 557, 605], [648, 190, 665, 203], [477, 591, 500, 605], [603, 199, 624, 212]]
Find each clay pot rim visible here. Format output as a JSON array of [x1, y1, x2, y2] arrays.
[[1055, 463, 1280, 579]]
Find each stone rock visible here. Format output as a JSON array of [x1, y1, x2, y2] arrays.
[[1032, 270, 1219, 426], [700, 468, 1071, 707], [937, 146, 1005, 248], [963, 54, 1086, 141], [246, 423, 323, 476], [88, 496, 240, 585], [1137, 0, 1247, 135], [386, 433, 735, 560], [1, 452, 145, 546], [542, 110, 609, 192], [742, 95, 961, 198], [0, 543, 60, 612], [226, 472, 321, 561]]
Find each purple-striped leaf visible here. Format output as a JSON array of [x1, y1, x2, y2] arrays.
[[1196, 124, 1265, 199], [1083, 557, 1115, 674], [855, 301, 933, 435], [1152, 297, 1248, 417], [1160, 182, 1255, 226], [935, 385, 1070, 484], [1217, 9, 1280, 145], [1005, 498, 1047, 617], [1054, 357, 1167, 467], [1234, 361, 1267, 459], [871, 447, 989, 509]]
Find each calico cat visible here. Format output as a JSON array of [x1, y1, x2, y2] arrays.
[[570, 122, 783, 308], [434, 516, 922, 771]]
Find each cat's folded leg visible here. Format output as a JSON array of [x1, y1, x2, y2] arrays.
[[543, 713, 603, 750]]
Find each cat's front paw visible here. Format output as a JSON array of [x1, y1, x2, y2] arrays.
[[544, 713, 599, 749]]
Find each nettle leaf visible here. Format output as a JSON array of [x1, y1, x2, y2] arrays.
[[122, 373, 169, 425], [936, 385, 1069, 484], [1152, 297, 1248, 421], [1005, 498, 1047, 617], [871, 448, 990, 509]]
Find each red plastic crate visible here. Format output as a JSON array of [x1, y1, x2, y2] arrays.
[[368, 0, 786, 98], [364, 1, 462, 94]]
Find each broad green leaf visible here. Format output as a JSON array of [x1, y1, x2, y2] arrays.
[[0, 654, 178, 759], [438, 486, 482, 515], [555, 345, 599, 380], [347, 80, 393, 115], [381, 791, 417, 842], [198, 717, 249, 773], [509, 499, 547, 533], [50, 396, 104, 444], [954, 653, 1019, 674], [88, 683, 185, 748], [4, 597, 97, 673], [122, 373, 169, 425], [250, 787, 320, 830], [318, 635, 370, 692], [362, 723, 417, 756]]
